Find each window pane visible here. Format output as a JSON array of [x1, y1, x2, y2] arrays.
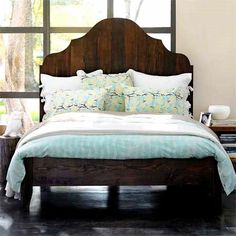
[[114, 0, 171, 27], [50, 0, 107, 27], [0, 99, 39, 125], [0, 0, 43, 27], [50, 33, 85, 53], [148, 33, 171, 51], [0, 34, 43, 92]]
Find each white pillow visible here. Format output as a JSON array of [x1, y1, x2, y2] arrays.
[[40, 74, 81, 98], [127, 69, 192, 91], [76, 69, 103, 77], [40, 70, 103, 98]]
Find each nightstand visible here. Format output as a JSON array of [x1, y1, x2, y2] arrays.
[[210, 125, 236, 135], [210, 124, 236, 170], [0, 136, 20, 192]]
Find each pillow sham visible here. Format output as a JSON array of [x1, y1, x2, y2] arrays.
[[43, 88, 107, 120], [81, 73, 133, 112], [40, 74, 81, 98], [40, 70, 103, 98], [124, 86, 190, 115], [127, 69, 192, 99]]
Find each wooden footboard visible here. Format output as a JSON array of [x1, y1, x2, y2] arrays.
[[21, 157, 222, 209]]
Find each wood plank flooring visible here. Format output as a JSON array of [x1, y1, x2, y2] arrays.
[[0, 186, 235, 236]]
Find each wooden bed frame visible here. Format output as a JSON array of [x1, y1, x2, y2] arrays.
[[21, 18, 221, 209]]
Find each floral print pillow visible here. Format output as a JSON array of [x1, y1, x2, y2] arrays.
[[43, 88, 107, 120], [81, 73, 133, 112], [124, 86, 190, 115]]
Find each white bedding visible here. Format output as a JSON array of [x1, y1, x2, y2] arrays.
[[19, 112, 220, 148]]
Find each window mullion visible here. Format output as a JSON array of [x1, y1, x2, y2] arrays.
[[50, 27, 91, 33], [43, 0, 50, 57], [0, 92, 39, 99], [0, 27, 44, 33], [143, 27, 172, 34], [171, 0, 176, 52], [107, 0, 114, 18]]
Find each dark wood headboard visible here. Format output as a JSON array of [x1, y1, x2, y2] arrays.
[[40, 18, 193, 121]]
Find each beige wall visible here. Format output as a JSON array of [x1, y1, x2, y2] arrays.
[[176, 0, 236, 119]]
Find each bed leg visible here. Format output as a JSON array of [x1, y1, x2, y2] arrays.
[[21, 159, 33, 210], [107, 186, 119, 210], [21, 181, 33, 210], [40, 186, 50, 192], [208, 171, 222, 214]]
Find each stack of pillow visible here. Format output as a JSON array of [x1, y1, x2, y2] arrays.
[[40, 69, 192, 120]]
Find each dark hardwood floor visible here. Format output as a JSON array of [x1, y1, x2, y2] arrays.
[[0, 186, 235, 236]]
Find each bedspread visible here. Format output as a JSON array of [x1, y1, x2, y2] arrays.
[[6, 112, 236, 195]]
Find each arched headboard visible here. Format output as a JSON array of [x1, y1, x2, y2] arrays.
[[40, 18, 193, 120]]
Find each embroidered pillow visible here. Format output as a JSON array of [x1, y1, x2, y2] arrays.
[[81, 73, 133, 112], [43, 89, 107, 120], [124, 86, 190, 115], [41, 70, 104, 112]]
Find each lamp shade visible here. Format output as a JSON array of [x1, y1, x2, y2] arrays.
[[208, 105, 230, 120]]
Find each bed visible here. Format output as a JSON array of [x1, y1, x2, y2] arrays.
[[6, 18, 236, 209]]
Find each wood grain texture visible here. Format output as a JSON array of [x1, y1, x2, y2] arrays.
[[39, 18, 193, 120], [210, 125, 236, 133], [0, 136, 20, 186], [29, 157, 216, 187], [21, 158, 33, 209], [21, 157, 221, 209]]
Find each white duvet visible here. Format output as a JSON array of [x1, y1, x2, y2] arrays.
[[19, 112, 220, 148]]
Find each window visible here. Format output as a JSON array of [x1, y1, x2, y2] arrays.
[[0, 0, 176, 128]]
